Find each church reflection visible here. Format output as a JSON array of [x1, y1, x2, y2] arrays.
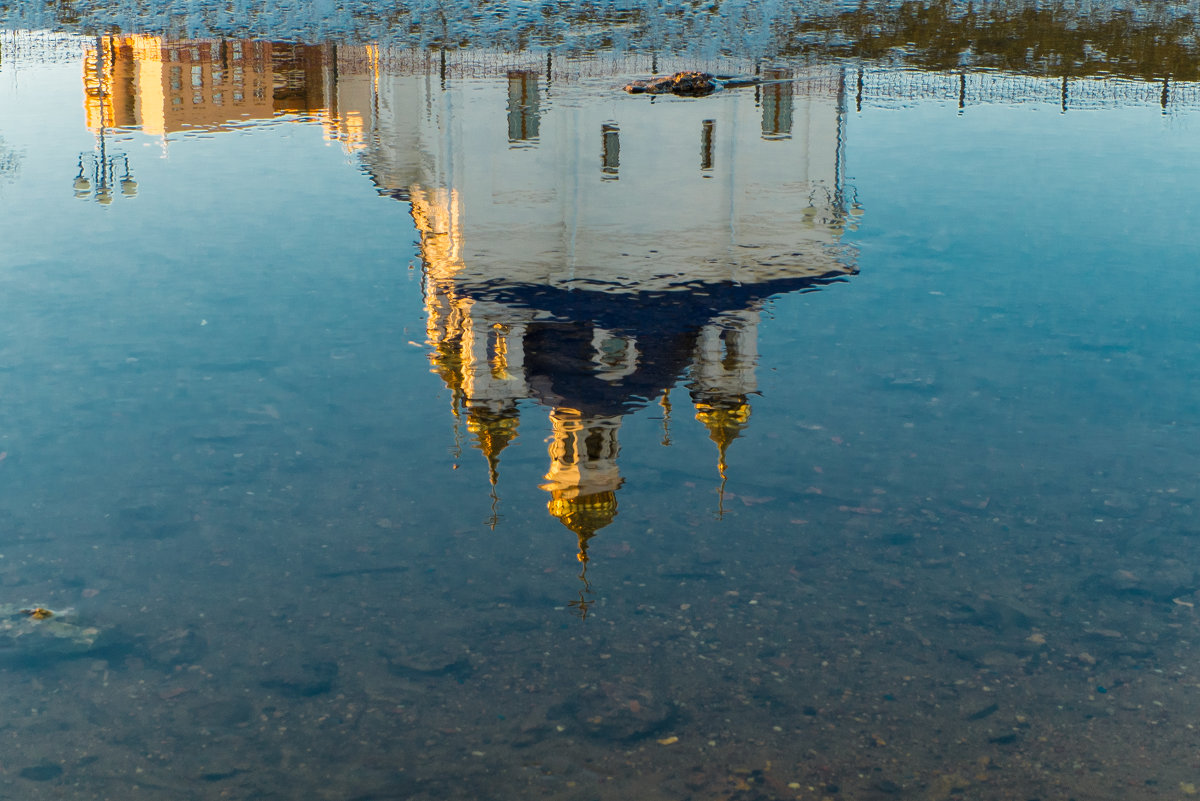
[[323, 54, 861, 610]]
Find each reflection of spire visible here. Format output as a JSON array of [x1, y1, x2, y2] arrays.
[[465, 401, 521, 528], [694, 397, 752, 517], [689, 312, 760, 515]]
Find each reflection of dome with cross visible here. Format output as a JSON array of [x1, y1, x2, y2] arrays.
[[540, 409, 624, 563], [338, 54, 860, 613]]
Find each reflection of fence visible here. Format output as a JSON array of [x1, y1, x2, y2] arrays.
[[346, 48, 1200, 110], [336, 46, 850, 91], [853, 68, 1200, 111], [0, 29, 87, 63]]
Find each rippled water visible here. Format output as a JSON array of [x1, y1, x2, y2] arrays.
[[3, 4, 1200, 799]]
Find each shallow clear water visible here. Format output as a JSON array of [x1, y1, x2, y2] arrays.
[[3, 5, 1200, 800]]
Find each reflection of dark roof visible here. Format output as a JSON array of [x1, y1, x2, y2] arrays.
[[455, 272, 853, 416]]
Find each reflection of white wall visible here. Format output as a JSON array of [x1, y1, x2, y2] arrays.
[[340, 53, 851, 291]]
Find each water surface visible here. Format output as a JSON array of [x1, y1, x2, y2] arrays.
[[2, 5, 1200, 799]]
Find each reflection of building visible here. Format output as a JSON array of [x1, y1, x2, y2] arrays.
[[323, 51, 862, 606], [83, 35, 332, 136]]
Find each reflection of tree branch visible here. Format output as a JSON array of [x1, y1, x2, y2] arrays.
[[0, 138, 21, 184]]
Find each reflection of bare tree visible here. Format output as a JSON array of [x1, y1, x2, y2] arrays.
[[0, 138, 21, 184], [815, 1, 1200, 82]]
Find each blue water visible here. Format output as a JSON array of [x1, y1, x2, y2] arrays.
[[2, 13, 1200, 800]]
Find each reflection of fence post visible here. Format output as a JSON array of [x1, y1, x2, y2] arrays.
[[761, 68, 793, 139], [1162, 76, 1170, 111], [700, 119, 715, 173], [601, 122, 619, 180], [1061, 74, 1068, 112], [958, 72, 966, 110]]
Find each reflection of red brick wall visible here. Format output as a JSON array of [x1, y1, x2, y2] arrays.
[[159, 40, 274, 131]]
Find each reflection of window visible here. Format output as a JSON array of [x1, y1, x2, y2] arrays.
[[170, 66, 182, 91], [213, 92, 223, 105], [191, 65, 203, 88], [761, 68, 794, 140], [193, 93, 203, 105], [233, 91, 243, 102], [700, 119, 715, 172], [506, 71, 540, 145], [601, 123, 619, 180], [211, 69, 223, 85], [592, 330, 638, 381], [720, 329, 740, 371]]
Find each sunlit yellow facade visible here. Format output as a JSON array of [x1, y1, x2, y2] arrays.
[[84, 35, 329, 136]]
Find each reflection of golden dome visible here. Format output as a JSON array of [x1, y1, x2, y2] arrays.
[[466, 404, 520, 487], [547, 489, 618, 562], [694, 397, 752, 478]]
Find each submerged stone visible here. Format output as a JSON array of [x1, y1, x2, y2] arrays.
[[0, 604, 103, 663]]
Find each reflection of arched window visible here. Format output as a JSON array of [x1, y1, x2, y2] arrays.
[[591, 330, 638, 382], [719, 328, 741, 372], [506, 70, 541, 145]]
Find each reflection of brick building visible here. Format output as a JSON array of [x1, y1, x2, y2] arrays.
[[83, 35, 331, 136]]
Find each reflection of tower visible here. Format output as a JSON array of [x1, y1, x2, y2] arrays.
[[761, 67, 794, 140], [332, 51, 860, 615], [424, 278, 532, 526], [540, 409, 624, 618], [506, 70, 541, 146], [689, 310, 759, 514]]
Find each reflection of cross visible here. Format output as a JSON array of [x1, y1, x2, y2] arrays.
[[75, 35, 137, 204], [567, 561, 594, 620]]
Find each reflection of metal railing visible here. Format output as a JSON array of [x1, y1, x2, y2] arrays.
[[0, 29, 88, 63], [852, 68, 1200, 111]]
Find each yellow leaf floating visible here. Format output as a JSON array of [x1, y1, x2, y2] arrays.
[[657, 736, 679, 745]]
